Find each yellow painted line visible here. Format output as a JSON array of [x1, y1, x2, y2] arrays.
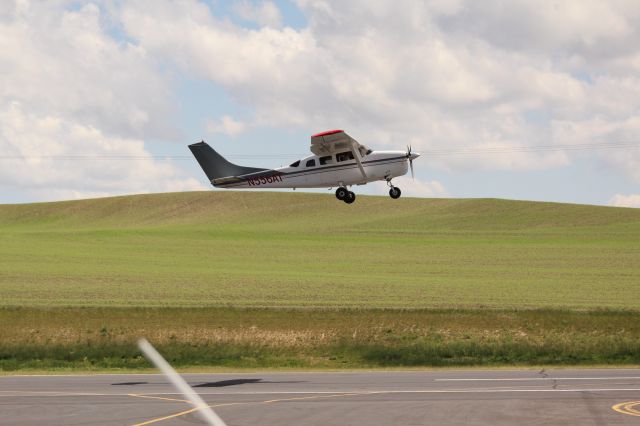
[[262, 392, 362, 404], [131, 392, 365, 425], [128, 392, 246, 426], [612, 401, 640, 417], [132, 406, 200, 426], [626, 403, 640, 415], [128, 394, 191, 404], [135, 390, 640, 425], [131, 402, 250, 426]]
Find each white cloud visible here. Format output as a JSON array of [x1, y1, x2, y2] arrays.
[[4, 0, 640, 202], [119, 0, 640, 179], [232, 1, 283, 28], [206, 115, 247, 137], [0, 2, 177, 140], [438, 0, 636, 57], [609, 194, 640, 208], [0, 101, 205, 201], [0, 1, 205, 201], [551, 114, 640, 182]]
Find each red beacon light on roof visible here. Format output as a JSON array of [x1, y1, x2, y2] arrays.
[[311, 129, 344, 138]]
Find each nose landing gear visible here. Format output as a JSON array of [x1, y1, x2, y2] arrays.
[[389, 187, 401, 199], [387, 178, 401, 199]]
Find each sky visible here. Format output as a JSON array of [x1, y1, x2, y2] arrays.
[[1, 0, 640, 206]]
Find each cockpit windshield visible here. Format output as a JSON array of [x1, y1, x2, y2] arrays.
[[358, 146, 372, 157]]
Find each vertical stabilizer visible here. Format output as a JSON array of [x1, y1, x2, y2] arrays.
[[188, 141, 268, 183]]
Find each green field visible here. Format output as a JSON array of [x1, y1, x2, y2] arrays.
[[1, 191, 639, 309], [1, 191, 639, 370]]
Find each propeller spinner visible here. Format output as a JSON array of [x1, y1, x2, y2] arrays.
[[406, 145, 420, 179]]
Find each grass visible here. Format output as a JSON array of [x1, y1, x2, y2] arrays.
[[1, 191, 639, 370], [0, 191, 639, 309], [1, 307, 639, 371]]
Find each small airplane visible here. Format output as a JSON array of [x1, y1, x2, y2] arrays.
[[189, 129, 420, 204]]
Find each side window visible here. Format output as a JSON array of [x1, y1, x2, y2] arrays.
[[306, 159, 316, 167], [319, 155, 333, 165], [336, 151, 354, 162], [289, 160, 300, 167]]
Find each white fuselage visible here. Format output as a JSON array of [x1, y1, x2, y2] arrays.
[[215, 151, 409, 189]]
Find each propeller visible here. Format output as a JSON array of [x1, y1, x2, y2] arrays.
[[407, 145, 415, 179]]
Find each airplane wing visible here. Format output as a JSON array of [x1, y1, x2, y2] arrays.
[[310, 130, 369, 156], [310, 130, 369, 180]]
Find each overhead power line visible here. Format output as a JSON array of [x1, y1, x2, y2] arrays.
[[1, 141, 639, 160], [424, 141, 640, 157], [0, 154, 300, 160]]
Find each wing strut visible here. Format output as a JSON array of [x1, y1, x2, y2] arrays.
[[350, 141, 367, 182]]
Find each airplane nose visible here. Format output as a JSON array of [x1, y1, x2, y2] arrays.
[[409, 152, 420, 160]]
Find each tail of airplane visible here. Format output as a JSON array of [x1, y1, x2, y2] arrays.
[[188, 141, 268, 183]]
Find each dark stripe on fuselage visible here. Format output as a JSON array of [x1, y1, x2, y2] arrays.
[[213, 155, 407, 188]]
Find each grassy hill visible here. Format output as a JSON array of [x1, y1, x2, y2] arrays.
[[1, 191, 639, 309], [2, 191, 640, 370]]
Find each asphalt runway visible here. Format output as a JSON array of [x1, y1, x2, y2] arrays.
[[2, 369, 640, 425]]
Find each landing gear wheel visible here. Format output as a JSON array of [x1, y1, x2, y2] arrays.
[[335, 187, 348, 200], [389, 187, 401, 199], [344, 191, 356, 204]]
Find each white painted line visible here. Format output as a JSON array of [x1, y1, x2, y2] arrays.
[[0, 373, 164, 378], [435, 377, 640, 382], [2, 388, 640, 398], [362, 388, 640, 394], [2, 369, 640, 379], [194, 387, 640, 396], [0, 391, 110, 397]]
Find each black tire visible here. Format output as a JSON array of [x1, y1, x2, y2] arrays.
[[344, 191, 356, 204], [389, 187, 401, 199], [335, 187, 348, 200]]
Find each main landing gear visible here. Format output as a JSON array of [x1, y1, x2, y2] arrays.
[[387, 179, 401, 199], [334, 179, 401, 204], [335, 187, 356, 204]]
